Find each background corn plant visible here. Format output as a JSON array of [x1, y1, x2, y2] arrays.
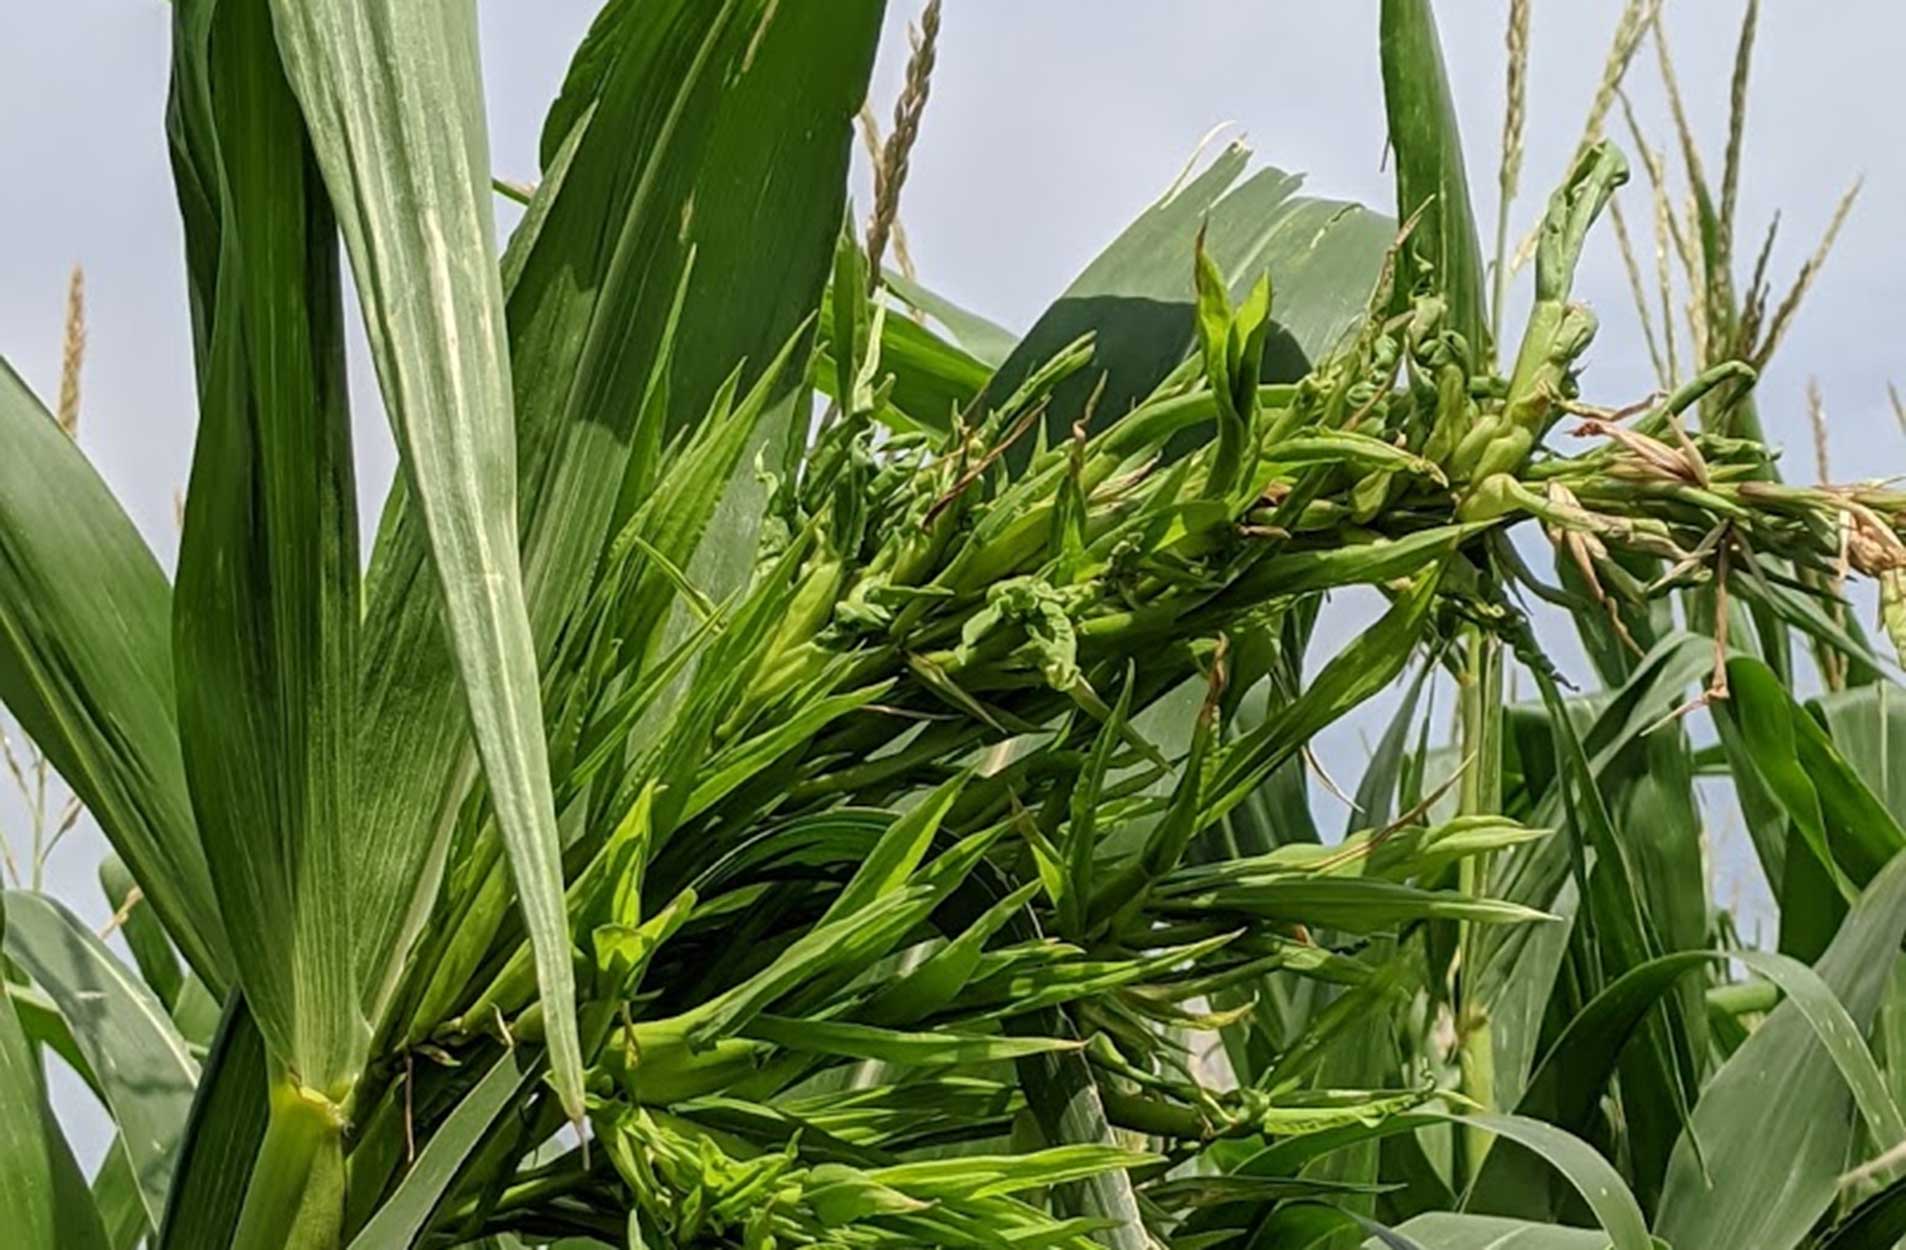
[[3, 1, 1906, 1248]]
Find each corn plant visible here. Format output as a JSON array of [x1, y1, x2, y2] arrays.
[[4, 1, 1906, 1249]]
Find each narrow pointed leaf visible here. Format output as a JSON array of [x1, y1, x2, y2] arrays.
[[98, 853, 183, 1015], [169, 0, 363, 1100], [1206, 567, 1442, 823], [0, 937, 109, 1249], [262, 0, 582, 1119], [345, 1046, 545, 1249], [823, 772, 966, 925], [354, 0, 887, 1056], [91, 1139, 148, 1250], [1379, 0, 1488, 350], [156, 997, 270, 1250], [741, 1016, 1080, 1067], [883, 268, 1019, 367], [0, 361, 227, 991], [992, 149, 1390, 461], [1655, 851, 1906, 1250], [2, 891, 199, 1230], [1477, 946, 1906, 1218], [1379, 1213, 1619, 1248]]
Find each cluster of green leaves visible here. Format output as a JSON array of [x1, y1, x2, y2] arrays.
[[3, 2, 1906, 1250]]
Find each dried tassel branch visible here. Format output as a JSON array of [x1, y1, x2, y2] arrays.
[[865, 0, 941, 289], [57, 265, 85, 438]]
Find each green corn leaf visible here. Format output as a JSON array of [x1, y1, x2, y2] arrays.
[[409, 368, 779, 1032], [1211, 523, 1481, 613], [1728, 562, 1893, 679], [1377, 1213, 1624, 1248], [1190, 237, 1265, 503], [91, 1139, 148, 1250], [1138, 682, 1219, 882], [802, 1162, 931, 1225], [684, 808, 892, 893], [868, 1146, 1160, 1203], [817, 287, 992, 433], [1143, 1173, 1390, 1211], [831, 220, 869, 419], [591, 887, 696, 1002], [97, 853, 182, 1015], [1205, 566, 1442, 824], [1194, 231, 1238, 414], [882, 268, 1020, 368], [1819, 1174, 1906, 1250], [0, 360, 228, 992], [451, 787, 661, 1034], [1379, 0, 1488, 352], [357, 1, 885, 1058], [1238, 1202, 1402, 1250], [679, 825, 1012, 1048], [968, 931, 1241, 1019], [740, 1016, 1081, 1067], [1479, 630, 1717, 943], [822, 773, 968, 926], [155, 997, 269, 1250], [1473, 635, 1720, 1144], [1236, 1110, 1645, 1250], [1154, 877, 1552, 933], [606, 327, 813, 687], [0, 898, 109, 1250], [5, 982, 98, 1097], [683, 682, 897, 822], [536, 0, 885, 452], [1171, 817, 1545, 888], [863, 881, 1045, 1025], [2, 891, 199, 1230], [1654, 851, 1906, 1250], [1522, 662, 1705, 1207], [680, 887, 939, 1048], [169, 0, 364, 1105], [1063, 673, 1134, 936], [262, 0, 583, 1122], [1730, 656, 1906, 898], [1814, 681, 1906, 824], [992, 146, 1390, 462], [1476, 946, 1906, 1221], [344, 1046, 544, 1249], [1445, 1113, 1652, 1250]]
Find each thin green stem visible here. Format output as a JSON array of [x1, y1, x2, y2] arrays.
[[29, 745, 46, 892], [1455, 624, 1503, 1184]]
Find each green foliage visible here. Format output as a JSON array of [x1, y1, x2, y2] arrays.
[[0, 2, 1901, 1248]]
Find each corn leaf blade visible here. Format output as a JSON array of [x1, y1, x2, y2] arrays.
[[261, 0, 582, 1120], [1379, 0, 1489, 350], [0, 894, 110, 1250], [990, 149, 1391, 462], [1655, 851, 1906, 1250], [353, 0, 886, 1054], [2, 891, 199, 1230], [155, 997, 270, 1250], [0, 361, 227, 992], [1378, 1212, 1618, 1248], [169, 0, 364, 1099]]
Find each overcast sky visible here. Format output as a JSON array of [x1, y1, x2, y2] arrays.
[[3, 0, 1902, 1170]]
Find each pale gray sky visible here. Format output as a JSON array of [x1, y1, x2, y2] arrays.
[[3, 0, 1902, 1171]]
